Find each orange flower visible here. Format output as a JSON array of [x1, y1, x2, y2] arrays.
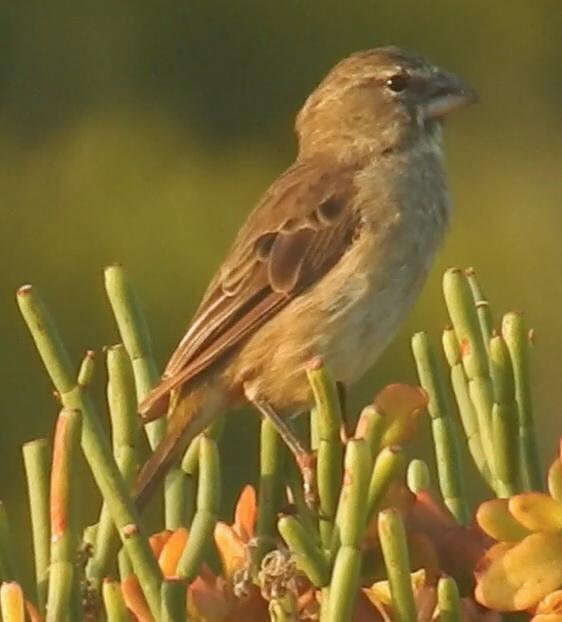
[[159, 528, 189, 577], [214, 485, 257, 582], [189, 485, 268, 621], [120, 486, 267, 621]]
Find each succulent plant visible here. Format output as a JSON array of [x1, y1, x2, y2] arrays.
[[2, 265, 555, 621]]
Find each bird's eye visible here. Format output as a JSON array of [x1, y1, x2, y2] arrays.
[[385, 74, 409, 93]]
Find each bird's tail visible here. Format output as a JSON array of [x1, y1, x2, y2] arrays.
[[133, 382, 226, 510]]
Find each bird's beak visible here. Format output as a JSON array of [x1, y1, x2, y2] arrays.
[[423, 70, 478, 119]]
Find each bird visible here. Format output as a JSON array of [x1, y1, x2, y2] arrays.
[[133, 46, 477, 509]]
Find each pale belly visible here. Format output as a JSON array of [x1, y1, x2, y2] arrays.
[[231, 208, 444, 414]]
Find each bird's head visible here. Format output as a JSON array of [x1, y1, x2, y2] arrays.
[[295, 47, 477, 161]]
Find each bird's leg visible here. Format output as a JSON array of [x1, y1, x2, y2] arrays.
[[246, 389, 317, 510]]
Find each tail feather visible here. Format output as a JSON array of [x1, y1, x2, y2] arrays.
[[133, 384, 225, 510]]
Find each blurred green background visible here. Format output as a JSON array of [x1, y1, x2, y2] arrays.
[[1, 0, 561, 588]]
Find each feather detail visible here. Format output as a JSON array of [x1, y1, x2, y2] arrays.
[[139, 156, 360, 418]]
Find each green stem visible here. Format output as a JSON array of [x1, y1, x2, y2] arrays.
[[175, 416, 225, 530], [366, 446, 405, 521], [442, 268, 497, 489], [307, 358, 344, 549], [45, 563, 74, 622], [176, 436, 220, 580], [437, 575, 462, 622], [17, 285, 162, 618], [406, 459, 431, 493], [310, 407, 319, 451], [330, 439, 371, 565], [442, 327, 492, 487], [103, 265, 165, 449], [502, 312, 542, 490], [22, 439, 51, 614], [465, 267, 494, 355], [489, 332, 520, 496], [269, 593, 299, 622], [256, 418, 284, 565], [105, 266, 189, 535], [378, 509, 416, 622], [161, 579, 187, 622], [286, 460, 318, 537], [318, 586, 331, 622], [164, 469, 191, 530], [549, 455, 562, 501], [117, 548, 133, 581], [180, 436, 202, 530], [354, 404, 385, 454], [77, 349, 95, 387], [324, 546, 361, 622], [87, 344, 140, 588], [411, 331, 469, 524], [278, 515, 329, 587], [48, 408, 82, 622], [102, 579, 130, 622]]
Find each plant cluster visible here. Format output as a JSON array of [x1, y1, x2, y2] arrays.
[[1, 265, 557, 621]]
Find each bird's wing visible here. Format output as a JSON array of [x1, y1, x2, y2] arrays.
[[139, 157, 361, 416]]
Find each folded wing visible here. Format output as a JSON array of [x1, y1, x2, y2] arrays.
[[139, 157, 361, 416]]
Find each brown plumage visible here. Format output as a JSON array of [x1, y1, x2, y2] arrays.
[[140, 158, 359, 418], [134, 47, 477, 508]]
